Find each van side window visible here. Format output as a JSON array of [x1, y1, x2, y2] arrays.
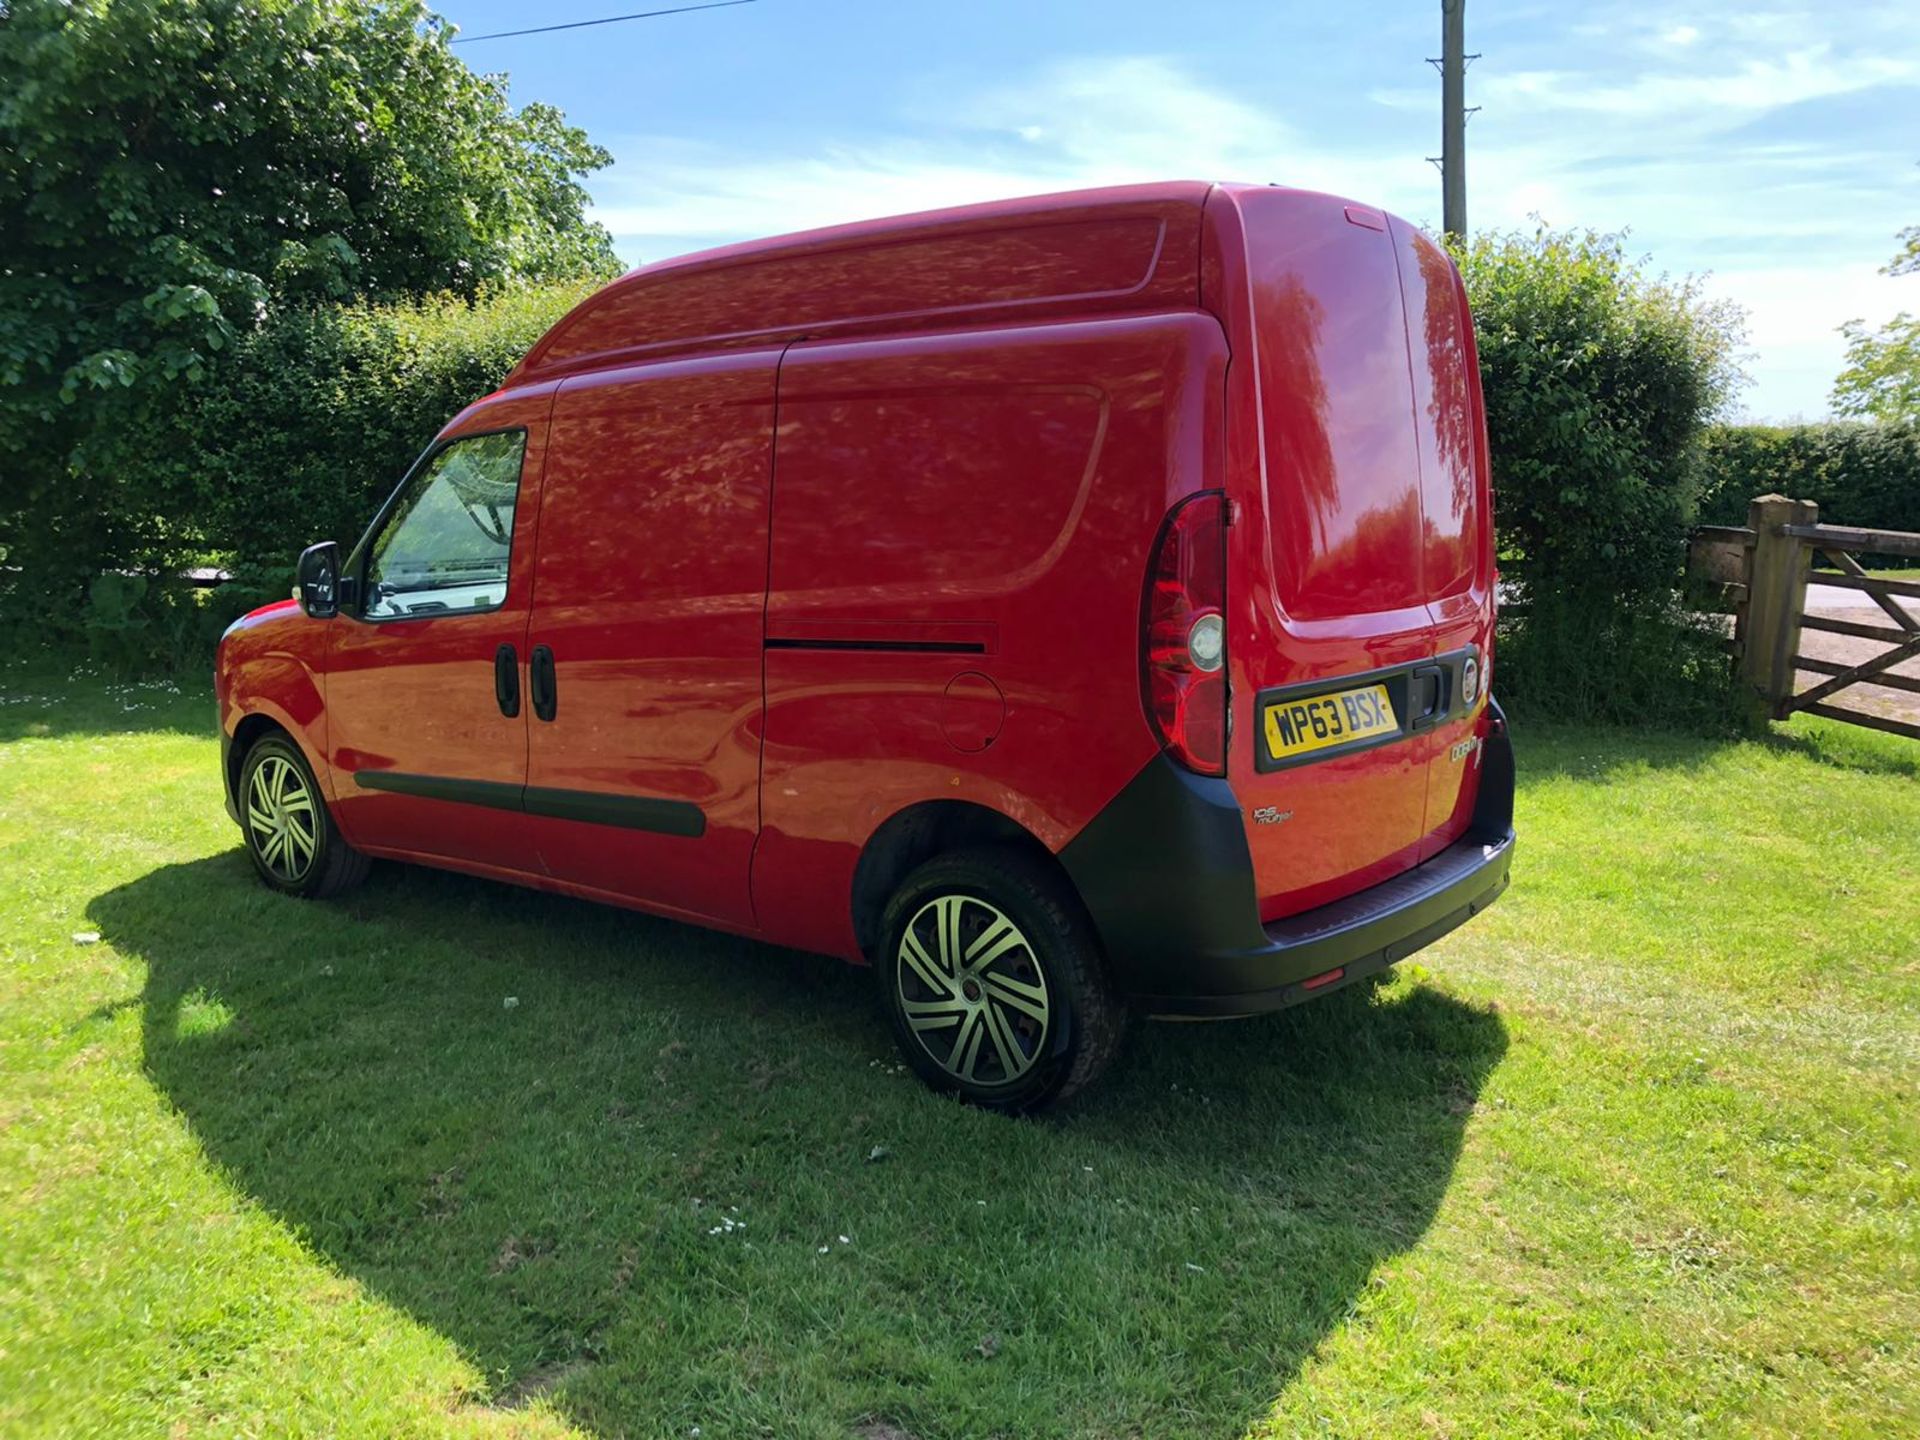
[[361, 431, 527, 620]]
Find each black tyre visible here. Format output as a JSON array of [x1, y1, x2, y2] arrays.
[[875, 847, 1126, 1112], [238, 735, 371, 899]]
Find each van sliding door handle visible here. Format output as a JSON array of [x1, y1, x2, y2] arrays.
[[494, 644, 520, 718], [529, 644, 557, 722]]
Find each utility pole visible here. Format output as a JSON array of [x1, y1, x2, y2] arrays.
[[1440, 0, 1467, 243]]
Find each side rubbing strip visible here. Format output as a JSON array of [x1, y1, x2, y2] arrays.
[[522, 785, 705, 838], [354, 771, 525, 810], [352, 772, 704, 838], [764, 637, 987, 655]]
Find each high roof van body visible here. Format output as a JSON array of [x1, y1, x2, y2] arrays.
[[217, 181, 1515, 1109]]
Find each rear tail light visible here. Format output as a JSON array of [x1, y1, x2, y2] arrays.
[[1142, 491, 1227, 775]]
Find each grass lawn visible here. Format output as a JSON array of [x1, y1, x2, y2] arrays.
[[1814, 564, 1919, 584], [2, 667, 1916, 1439]]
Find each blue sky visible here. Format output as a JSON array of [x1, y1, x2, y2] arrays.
[[434, 0, 1919, 419]]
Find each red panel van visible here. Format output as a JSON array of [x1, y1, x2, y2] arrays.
[[216, 182, 1515, 1111]]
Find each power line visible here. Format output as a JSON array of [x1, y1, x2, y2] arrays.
[[452, 0, 758, 46]]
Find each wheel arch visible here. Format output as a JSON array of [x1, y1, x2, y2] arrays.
[[228, 712, 290, 793], [225, 709, 338, 826], [850, 800, 1075, 962]]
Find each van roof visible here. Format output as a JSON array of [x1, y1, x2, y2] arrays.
[[510, 180, 1219, 382]]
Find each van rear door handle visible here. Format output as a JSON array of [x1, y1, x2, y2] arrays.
[[529, 644, 557, 722], [1408, 664, 1448, 731], [494, 644, 520, 718]]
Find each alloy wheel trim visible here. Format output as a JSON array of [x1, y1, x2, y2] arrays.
[[246, 754, 318, 882], [894, 893, 1052, 1086]]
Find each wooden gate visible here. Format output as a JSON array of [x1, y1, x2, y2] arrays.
[[1690, 495, 1920, 741]]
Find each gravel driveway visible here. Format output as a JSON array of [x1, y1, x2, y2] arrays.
[[1795, 582, 1920, 727]]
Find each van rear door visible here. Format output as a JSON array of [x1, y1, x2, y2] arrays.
[[1205, 186, 1444, 921], [1389, 215, 1498, 859]]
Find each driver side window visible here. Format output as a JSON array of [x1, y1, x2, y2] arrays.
[[361, 431, 527, 621]]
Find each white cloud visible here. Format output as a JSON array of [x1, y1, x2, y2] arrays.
[[952, 55, 1296, 175], [586, 147, 1076, 244], [1707, 263, 1916, 420], [590, 57, 1422, 250], [583, 38, 1920, 419], [589, 57, 1374, 246], [1662, 24, 1701, 46], [1480, 47, 1913, 119]]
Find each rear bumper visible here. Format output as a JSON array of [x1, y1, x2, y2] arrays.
[[1130, 824, 1512, 1017], [1059, 700, 1515, 1018]]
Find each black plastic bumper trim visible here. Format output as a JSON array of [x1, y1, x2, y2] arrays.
[[1059, 697, 1515, 1016], [1131, 829, 1513, 1017], [220, 728, 239, 824], [352, 771, 705, 838]]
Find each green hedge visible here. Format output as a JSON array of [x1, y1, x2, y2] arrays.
[[132, 281, 598, 578], [14, 282, 596, 668], [1457, 228, 1749, 729], [1458, 228, 1744, 608], [1699, 422, 1920, 540]]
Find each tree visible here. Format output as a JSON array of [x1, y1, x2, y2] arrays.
[[0, 0, 619, 614], [1831, 218, 1920, 424], [1833, 314, 1920, 424]]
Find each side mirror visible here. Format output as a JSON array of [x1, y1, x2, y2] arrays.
[[295, 541, 341, 619]]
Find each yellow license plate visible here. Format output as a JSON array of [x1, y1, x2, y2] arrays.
[[1263, 683, 1399, 762]]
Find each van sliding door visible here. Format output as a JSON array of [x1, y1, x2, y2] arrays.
[[519, 348, 780, 929]]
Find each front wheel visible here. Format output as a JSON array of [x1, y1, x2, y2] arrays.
[[239, 735, 370, 899], [875, 847, 1125, 1112]]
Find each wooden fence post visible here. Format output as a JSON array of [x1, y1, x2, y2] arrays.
[[1743, 494, 1816, 718]]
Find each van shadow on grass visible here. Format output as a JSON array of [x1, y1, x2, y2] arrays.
[[96, 851, 1507, 1439]]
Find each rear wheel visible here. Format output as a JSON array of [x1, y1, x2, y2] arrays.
[[239, 735, 370, 899], [875, 847, 1125, 1112]]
